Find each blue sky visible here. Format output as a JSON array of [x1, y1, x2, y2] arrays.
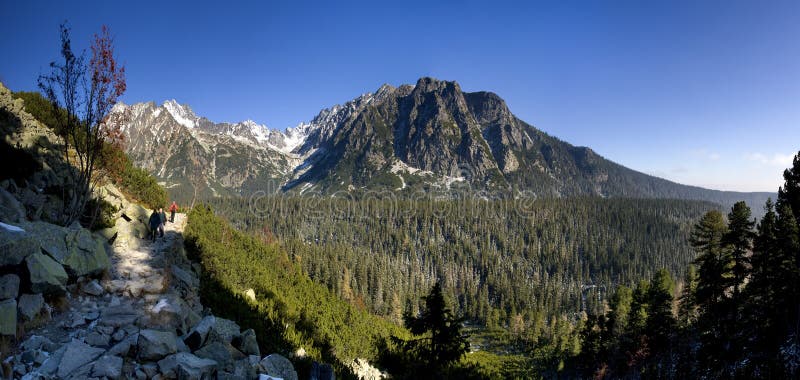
[[2, 0, 798, 192]]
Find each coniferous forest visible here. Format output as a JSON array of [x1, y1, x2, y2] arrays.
[[185, 153, 800, 378]]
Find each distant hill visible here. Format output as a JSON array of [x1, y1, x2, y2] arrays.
[[113, 77, 774, 210]]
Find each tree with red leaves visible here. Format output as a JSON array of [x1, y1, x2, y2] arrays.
[[39, 23, 127, 226]]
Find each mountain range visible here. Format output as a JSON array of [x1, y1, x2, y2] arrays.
[[112, 77, 773, 209]]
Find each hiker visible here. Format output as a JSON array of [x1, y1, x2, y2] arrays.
[[158, 207, 167, 238], [169, 201, 178, 223], [148, 208, 161, 242]]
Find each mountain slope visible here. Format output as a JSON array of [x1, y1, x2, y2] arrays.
[[114, 78, 773, 209]]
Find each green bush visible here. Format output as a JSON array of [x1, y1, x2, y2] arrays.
[[82, 197, 118, 230], [184, 205, 408, 377]]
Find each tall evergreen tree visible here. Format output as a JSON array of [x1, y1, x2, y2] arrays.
[[723, 202, 755, 297], [778, 151, 800, 226], [689, 210, 735, 376]]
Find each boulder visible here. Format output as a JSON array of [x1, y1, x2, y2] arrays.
[[17, 293, 45, 321], [137, 329, 179, 361], [99, 303, 139, 327], [0, 274, 20, 300], [207, 317, 241, 344], [0, 298, 17, 336], [0, 222, 39, 266], [184, 315, 216, 351], [0, 187, 25, 223], [57, 339, 105, 378], [259, 354, 298, 380], [21, 335, 57, 352], [233, 328, 260, 357], [157, 352, 218, 379], [91, 355, 123, 379], [85, 330, 112, 347], [195, 341, 235, 369], [25, 221, 110, 278], [172, 265, 199, 289], [26, 251, 68, 295], [81, 279, 104, 296], [63, 227, 110, 277]]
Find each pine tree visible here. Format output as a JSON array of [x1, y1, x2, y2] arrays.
[[723, 201, 755, 297], [778, 151, 800, 226]]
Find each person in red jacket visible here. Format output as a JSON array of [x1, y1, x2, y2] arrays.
[[169, 201, 178, 223]]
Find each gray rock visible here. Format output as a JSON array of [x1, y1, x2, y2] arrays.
[[137, 329, 179, 361], [99, 303, 139, 327], [82, 279, 105, 296], [21, 335, 57, 352], [111, 328, 126, 342], [259, 354, 298, 380], [26, 251, 68, 295], [38, 345, 66, 376], [85, 330, 111, 347], [233, 328, 260, 357], [0, 274, 20, 300], [141, 363, 159, 378], [91, 355, 123, 379], [194, 341, 236, 369], [57, 340, 105, 378], [0, 298, 17, 336], [107, 334, 135, 357], [63, 228, 110, 277], [209, 317, 241, 344], [24, 221, 110, 278], [184, 315, 216, 351], [18, 293, 45, 321], [171, 264, 199, 289], [157, 352, 217, 380], [0, 223, 39, 266], [0, 187, 25, 223], [310, 361, 336, 380]]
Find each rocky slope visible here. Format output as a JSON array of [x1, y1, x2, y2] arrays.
[[1, 188, 312, 379], [114, 77, 773, 208]]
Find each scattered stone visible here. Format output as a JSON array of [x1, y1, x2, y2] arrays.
[[233, 328, 260, 357], [37, 345, 66, 376], [85, 310, 100, 321], [96, 324, 114, 335], [184, 315, 216, 351], [85, 331, 111, 347], [91, 355, 123, 379], [18, 293, 45, 321], [99, 303, 139, 327], [293, 347, 307, 359], [208, 317, 241, 344], [141, 363, 159, 378], [259, 375, 283, 380], [0, 274, 20, 300], [259, 354, 298, 380], [82, 279, 104, 296], [107, 334, 134, 357], [137, 329, 178, 361], [111, 328, 126, 342], [68, 312, 86, 328], [157, 352, 217, 379], [0, 298, 17, 335], [195, 341, 235, 369], [21, 335, 57, 352], [26, 251, 68, 295], [171, 264, 199, 289], [62, 227, 110, 278], [57, 340, 105, 378]]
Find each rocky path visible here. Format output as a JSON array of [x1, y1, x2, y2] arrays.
[[13, 213, 299, 380]]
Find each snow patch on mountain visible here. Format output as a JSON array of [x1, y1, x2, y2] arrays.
[[163, 99, 197, 129]]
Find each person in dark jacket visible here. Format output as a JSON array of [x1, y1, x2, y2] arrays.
[[158, 207, 167, 237], [169, 201, 178, 223], [148, 209, 161, 242]]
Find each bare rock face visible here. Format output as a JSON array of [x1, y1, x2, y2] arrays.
[[0, 274, 20, 300]]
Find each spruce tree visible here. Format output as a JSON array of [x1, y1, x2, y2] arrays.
[[723, 201, 755, 297], [778, 151, 800, 226]]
